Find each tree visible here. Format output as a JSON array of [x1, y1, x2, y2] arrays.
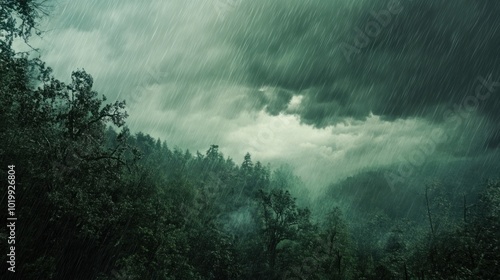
[[318, 207, 353, 278], [241, 152, 253, 171], [256, 188, 311, 278], [1, 21, 133, 276], [0, 0, 50, 54]]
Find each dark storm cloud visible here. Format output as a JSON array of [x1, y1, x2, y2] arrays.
[[217, 0, 500, 132], [46, 0, 500, 128], [33, 0, 500, 187]]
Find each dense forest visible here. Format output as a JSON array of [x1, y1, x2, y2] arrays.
[[1, 1, 499, 279]]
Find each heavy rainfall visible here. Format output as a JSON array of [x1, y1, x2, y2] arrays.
[[1, 0, 499, 279]]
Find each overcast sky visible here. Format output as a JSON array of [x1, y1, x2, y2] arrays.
[[27, 0, 500, 189]]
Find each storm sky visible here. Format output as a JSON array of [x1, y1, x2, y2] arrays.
[[25, 0, 500, 188]]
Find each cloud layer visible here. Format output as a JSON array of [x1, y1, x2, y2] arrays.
[[219, 0, 500, 125], [30, 0, 500, 188]]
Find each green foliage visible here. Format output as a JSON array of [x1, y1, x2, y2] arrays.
[[255, 188, 311, 278], [0, 0, 48, 53]]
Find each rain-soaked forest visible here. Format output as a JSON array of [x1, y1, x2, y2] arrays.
[[1, 0, 500, 279]]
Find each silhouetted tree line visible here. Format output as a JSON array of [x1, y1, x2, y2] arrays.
[[1, 2, 498, 279]]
